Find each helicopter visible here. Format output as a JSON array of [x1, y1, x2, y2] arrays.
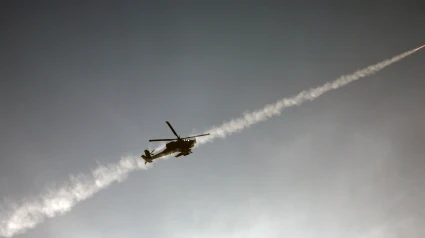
[[141, 121, 210, 164]]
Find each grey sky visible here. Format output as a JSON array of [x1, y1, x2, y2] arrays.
[[1, 1, 424, 237]]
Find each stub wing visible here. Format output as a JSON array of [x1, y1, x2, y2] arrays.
[[175, 150, 192, 157]]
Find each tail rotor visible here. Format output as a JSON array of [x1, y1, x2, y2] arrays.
[[141, 149, 155, 164]]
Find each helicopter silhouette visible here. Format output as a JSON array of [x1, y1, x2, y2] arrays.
[[141, 121, 210, 164]]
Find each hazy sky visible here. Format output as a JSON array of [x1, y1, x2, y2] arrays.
[[1, 1, 424, 237]]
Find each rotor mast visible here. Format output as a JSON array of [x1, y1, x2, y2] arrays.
[[148, 121, 210, 142]]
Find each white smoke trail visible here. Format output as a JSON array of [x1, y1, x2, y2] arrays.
[[0, 156, 151, 237], [196, 44, 425, 145], [0, 45, 423, 237]]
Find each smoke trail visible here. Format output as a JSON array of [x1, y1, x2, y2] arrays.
[[0, 45, 422, 237], [196, 44, 425, 145], [0, 156, 151, 237]]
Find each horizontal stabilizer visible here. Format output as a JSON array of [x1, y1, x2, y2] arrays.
[[141, 150, 154, 164]]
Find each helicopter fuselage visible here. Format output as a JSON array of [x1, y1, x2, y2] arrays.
[[141, 121, 209, 164], [165, 139, 196, 151]]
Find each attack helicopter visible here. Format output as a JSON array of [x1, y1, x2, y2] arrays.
[[141, 121, 210, 164]]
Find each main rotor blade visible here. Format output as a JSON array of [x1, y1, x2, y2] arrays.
[[166, 121, 179, 138], [149, 138, 177, 142], [180, 133, 210, 139]]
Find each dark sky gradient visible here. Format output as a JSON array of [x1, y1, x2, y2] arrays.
[[1, 1, 424, 237]]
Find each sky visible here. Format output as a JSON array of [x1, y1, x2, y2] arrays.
[[1, 1, 425, 237]]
